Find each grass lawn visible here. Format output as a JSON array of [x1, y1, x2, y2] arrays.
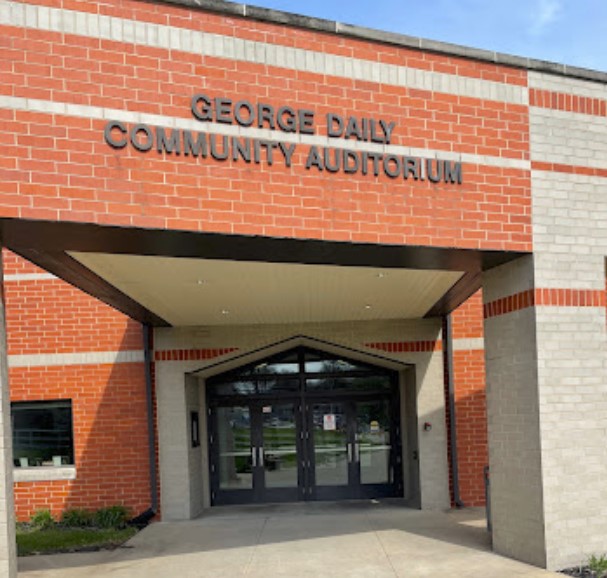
[[17, 526, 138, 556]]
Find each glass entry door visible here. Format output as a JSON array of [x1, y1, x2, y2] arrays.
[[308, 398, 398, 500], [355, 399, 397, 498], [211, 400, 301, 505], [257, 402, 300, 501], [215, 405, 254, 501], [308, 402, 351, 500], [208, 346, 404, 506]]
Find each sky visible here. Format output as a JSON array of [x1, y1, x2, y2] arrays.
[[237, 0, 607, 72]]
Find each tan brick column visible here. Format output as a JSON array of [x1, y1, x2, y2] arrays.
[[0, 251, 17, 577], [483, 257, 546, 567], [523, 70, 607, 571], [484, 254, 607, 570]]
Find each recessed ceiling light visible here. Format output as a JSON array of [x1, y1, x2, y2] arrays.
[[376, 273, 387, 278], [364, 304, 372, 310], [196, 279, 208, 285], [221, 309, 230, 315]]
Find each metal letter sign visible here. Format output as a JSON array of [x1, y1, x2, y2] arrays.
[[103, 93, 463, 184]]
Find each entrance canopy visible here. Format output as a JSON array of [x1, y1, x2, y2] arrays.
[[0, 218, 527, 326]]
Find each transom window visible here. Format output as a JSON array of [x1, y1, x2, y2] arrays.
[[207, 347, 394, 398]]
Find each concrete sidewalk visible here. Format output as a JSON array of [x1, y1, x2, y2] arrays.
[[18, 502, 561, 577]]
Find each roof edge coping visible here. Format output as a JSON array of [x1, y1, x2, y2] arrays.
[[156, 0, 607, 85]]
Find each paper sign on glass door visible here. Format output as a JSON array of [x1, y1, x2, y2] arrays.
[[323, 414, 336, 431]]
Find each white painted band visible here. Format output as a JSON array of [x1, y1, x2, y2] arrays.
[[0, 94, 530, 170], [4, 273, 57, 282], [1, 1, 528, 107], [452, 337, 485, 351], [13, 466, 76, 483], [8, 349, 144, 368]]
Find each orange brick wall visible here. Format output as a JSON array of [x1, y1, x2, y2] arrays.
[[5, 250, 152, 521], [4, 277, 142, 356], [452, 349, 487, 505], [2, 0, 607, 519], [450, 291, 488, 506], [451, 290, 485, 339], [0, 0, 526, 516], [11, 363, 150, 520], [3, 252, 44, 275], [1, 0, 532, 251]]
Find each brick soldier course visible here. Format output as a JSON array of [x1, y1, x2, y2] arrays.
[[0, 0, 606, 574]]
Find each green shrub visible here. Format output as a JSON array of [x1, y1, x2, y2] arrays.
[[60, 509, 93, 528], [30, 510, 54, 530], [93, 506, 129, 529], [588, 554, 607, 578]]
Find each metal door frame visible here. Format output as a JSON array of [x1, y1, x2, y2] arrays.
[[207, 346, 404, 506]]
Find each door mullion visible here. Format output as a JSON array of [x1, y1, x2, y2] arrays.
[[208, 403, 218, 505], [348, 401, 361, 499], [251, 403, 264, 503], [301, 401, 312, 500], [298, 348, 311, 501], [307, 403, 316, 499], [297, 401, 306, 501]]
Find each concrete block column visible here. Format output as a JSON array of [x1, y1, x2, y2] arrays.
[[0, 251, 17, 577], [483, 257, 546, 567], [156, 361, 191, 521], [483, 255, 607, 570]]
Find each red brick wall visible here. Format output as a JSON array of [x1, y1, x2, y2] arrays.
[[452, 349, 487, 505], [2, 0, 526, 516], [450, 291, 488, 506], [5, 251, 151, 521], [11, 363, 150, 520], [2, 0, 532, 250], [452, 291, 485, 339], [5, 278, 142, 356]]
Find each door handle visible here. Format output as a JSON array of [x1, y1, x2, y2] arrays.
[[347, 442, 353, 462], [251, 447, 257, 468], [259, 446, 264, 467], [354, 442, 359, 462]]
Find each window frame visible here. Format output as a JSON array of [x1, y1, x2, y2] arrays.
[[11, 399, 75, 469]]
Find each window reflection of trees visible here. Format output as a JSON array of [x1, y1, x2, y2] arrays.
[[208, 348, 393, 397]]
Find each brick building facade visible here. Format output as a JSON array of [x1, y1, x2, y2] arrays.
[[0, 0, 606, 574]]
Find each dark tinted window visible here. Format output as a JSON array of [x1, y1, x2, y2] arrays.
[[304, 351, 375, 374], [306, 375, 392, 392], [212, 379, 300, 396], [257, 379, 300, 394], [213, 381, 257, 396], [12, 400, 73, 467], [208, 347, 395, 398], [229, 352, 299, 377]]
